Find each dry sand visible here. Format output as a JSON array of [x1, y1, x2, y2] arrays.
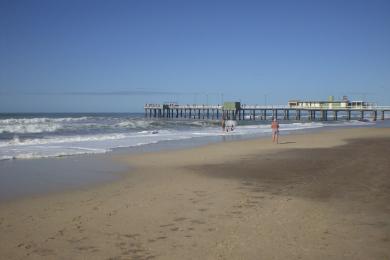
[[0, 128, 389, 259]]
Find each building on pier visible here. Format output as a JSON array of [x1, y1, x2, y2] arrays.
[[288, 96, 375, 109]]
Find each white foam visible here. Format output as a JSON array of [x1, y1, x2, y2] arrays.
[[330, 120, 375, 127], [2, 147, 108, 160], [0, 133, 129, 147], [0, 117, 90, 134], [0, 155, 13, 161], [0, 117, 161, 134], [114, 120, 152, 128], [0, 123, 62, 134], [0, 117, 89, 125]]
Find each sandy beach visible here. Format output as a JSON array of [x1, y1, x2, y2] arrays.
[[0, 127, 389, 259]]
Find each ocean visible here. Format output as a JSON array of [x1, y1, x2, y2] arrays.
[[0, 113, 377, 161]]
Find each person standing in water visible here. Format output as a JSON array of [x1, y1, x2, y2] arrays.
[[271, 118, 280, 144]]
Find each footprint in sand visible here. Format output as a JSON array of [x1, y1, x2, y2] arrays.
[[193, 190, 208, 197], [77, 245, 96, 252], [242, 181, 254, 186], [251, 195, 265, 199], [44, 236, 56, 243], [189, 198, 199, 204], [173, 217, 187, 222], [108, 210, 118, 216], [72, 216, 82, 222], [190, 219, 206, 225], [57, 228, 65, 236], [122, 233, 140, 239], [32, 247, 55, 257], [156, 236, 167, 240], [160, 223, 175, 228]]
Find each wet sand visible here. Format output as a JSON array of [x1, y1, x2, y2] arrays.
[[0, 128, 389, 259], [0, 154, 127, 202]]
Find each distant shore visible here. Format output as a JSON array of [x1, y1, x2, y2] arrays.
[[0, 127, 389, 259]]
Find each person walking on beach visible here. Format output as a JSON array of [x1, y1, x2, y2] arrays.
[[271, 118, 280, 144], [221, 118, 226, 132]]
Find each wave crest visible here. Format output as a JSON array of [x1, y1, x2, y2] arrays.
[[0, 117, 90, 134]]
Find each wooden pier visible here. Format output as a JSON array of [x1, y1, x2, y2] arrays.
[[144, 103, 390, 121]]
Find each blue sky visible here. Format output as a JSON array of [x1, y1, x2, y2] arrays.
[[1, 0, 389, 112]]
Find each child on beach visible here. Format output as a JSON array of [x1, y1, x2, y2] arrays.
[[271, 118, 279, 144]]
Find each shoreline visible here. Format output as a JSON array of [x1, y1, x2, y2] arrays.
[[1, 122, 386, 202], [1, 118, 385, 163], [0, 127, 389, 259]]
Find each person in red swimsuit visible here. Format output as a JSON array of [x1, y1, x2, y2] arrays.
[[271, 118, 280, 144]]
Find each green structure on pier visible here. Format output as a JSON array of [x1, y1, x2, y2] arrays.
[[223, 102, 241, 111]]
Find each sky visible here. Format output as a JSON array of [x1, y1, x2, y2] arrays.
[[0, 0, 389, 112]]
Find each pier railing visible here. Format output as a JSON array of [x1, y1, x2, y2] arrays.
[[145, 104, 390, 110]]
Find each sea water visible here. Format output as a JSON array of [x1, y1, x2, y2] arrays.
[[0, 113, 376, 161]]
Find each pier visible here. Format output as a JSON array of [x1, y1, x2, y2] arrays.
[[144, 103, 390, 121]]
